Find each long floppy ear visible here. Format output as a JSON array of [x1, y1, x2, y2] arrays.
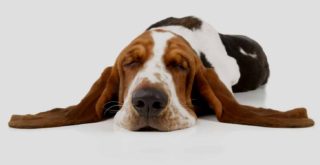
[[8, 66, 119, 128], [194, 67, 314, 128]]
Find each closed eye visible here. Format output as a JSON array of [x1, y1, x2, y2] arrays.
[[167, 62, 189, 72], [123, 60, 141, 68], [165, 51, 190, 72], [123, 45, 146, 68], [171, 63, 187, 71]]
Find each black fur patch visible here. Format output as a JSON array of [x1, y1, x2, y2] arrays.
[[200, 52, 213, 68], [219, 34, 270, 92], [147, 16, 202, 31]]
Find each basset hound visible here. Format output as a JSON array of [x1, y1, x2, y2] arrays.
[[9, 16, 314, 131]]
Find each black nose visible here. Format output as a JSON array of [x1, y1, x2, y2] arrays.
[[132, 88, 168, 117]]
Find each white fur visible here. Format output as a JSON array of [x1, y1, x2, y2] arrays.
[[150, 22, 241, 92], [239, 47, 257, 58], [114, 31, 196, 129]]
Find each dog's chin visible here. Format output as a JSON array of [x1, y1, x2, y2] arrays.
[[119, 121, 192, 132], [113, 107, 196, 132]]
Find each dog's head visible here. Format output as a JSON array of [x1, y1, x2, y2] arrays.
[[103, 30, 215, 131], [8, 29, 224, 130]]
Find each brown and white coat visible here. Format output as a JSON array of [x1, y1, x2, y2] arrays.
[[9, 16, 314, 131]]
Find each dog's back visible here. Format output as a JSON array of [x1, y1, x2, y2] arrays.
[[148, 16, 270, 92]]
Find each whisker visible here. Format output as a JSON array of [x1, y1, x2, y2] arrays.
[[103, 104, 122, 116], [108, 109, 120, 113], [105, 105, 122, 110], [105, 101, 121, 103], [104, 101, 123, 107], [104, 102, 123, 110]]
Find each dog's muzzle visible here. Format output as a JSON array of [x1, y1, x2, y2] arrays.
[[132, 88, 168, 117]]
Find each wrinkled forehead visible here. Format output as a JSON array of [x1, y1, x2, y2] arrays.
[[117, 30, 198, 76], [125, 29, 195, 57]]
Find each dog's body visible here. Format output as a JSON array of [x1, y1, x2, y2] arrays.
[[147, 16, 269, 93], [8, 16, 314, 131]]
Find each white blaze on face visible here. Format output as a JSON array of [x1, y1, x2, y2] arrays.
[[114, 31, 196, 130], [123, 31, 174, 104], [137, 31, 174, 84]]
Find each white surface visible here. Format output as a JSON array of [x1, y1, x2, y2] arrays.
[[0, 1, 319, 165]]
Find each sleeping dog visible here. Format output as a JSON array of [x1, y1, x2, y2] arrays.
[[9, 16, 314, 131]]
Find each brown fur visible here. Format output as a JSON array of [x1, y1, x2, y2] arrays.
[[163, 36, 198, 118], [8, 31, 314, 129], [9, 67, 113, 128], [194, 66, 314, 127]]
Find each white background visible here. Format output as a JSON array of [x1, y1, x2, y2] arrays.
[[1, 0, 319, 165]]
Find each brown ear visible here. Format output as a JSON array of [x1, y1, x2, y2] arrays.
[[195, 67, 315, 128], [8, 66, 119, 128]]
